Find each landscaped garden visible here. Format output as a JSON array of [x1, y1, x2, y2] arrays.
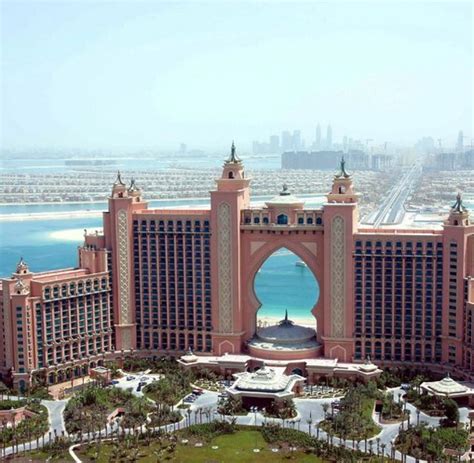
[[142, 370, 193, 406], [379, 392, 408, 422], [319, 382, 381, 440], [73, 422, 396, 462], [395, 422, 470, 461], [217, 395, 248, 416], [0, 399, 49, 448], [64, 385, 152, 434], [405, 385, 460, 418]]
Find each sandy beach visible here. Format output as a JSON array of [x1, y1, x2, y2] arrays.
[[258, 315, 316, 329], [49, 228, 104, 242], [0, 210, 104, 222]]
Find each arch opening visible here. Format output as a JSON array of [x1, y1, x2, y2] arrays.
[[254, 247, 320, 331]]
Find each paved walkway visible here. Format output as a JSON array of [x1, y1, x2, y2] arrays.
[[1, 397, 68, 458]]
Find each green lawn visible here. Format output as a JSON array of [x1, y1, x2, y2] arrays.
[[6, 449, 74, 462], [77, 430, 326, 462]]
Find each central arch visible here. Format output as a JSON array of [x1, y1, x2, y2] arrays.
[[254, 247, 320, 329], [241, 233, 325, 345]]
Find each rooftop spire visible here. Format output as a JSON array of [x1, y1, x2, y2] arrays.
[[114, 171, 125, 186], [451, 193, 467, 213], [15, 257, 29, 274], [336, 156, 350, 178], [128, 178, 139, 192], [279, 309, 294, 327], [226, 140, 241, 164]]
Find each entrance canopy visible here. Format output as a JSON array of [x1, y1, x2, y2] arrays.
[[421, 375, 474, 399], [227, 364, 304, 400]]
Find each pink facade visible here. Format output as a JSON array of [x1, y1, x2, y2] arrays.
[[1, 148, 473, 389]]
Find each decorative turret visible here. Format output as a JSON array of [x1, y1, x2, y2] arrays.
[[13, 277, 29, 296], [335, 156, 350, 179], [111, 171, 127, 198], [226, 141, 241, 164], [127, 178, 141, 201], [14, 257, 29, 275], [327, 157, 358, 203], [221, 141, 245, 181], [446, 193, 470, 226]]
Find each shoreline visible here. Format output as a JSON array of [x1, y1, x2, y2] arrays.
[[0, 193, 326, 207], [258, 315, 315, 328], [0, 194, 327, 222]]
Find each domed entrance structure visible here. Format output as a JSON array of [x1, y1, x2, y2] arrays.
[[247, 310, 322, 360]]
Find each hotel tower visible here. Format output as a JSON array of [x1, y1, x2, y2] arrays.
[[1, 146, 473, 390]]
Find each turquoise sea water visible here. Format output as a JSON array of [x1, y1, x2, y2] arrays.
[[254, 248, 319, 321]]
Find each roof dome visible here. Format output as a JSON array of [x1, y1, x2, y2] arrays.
[[257, 312, 316, 345], [427, 376, 468, 395], [265, 184, 305, 207]]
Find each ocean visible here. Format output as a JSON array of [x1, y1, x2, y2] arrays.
[[0, 197, 322, 324]]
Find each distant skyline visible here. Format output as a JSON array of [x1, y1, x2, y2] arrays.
[[1, 1, 472, 150]]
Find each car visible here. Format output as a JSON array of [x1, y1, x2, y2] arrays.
[[401, 383, 411, 391], [192, 388, 203, 395], [140, 376, 150, 382], [111, 380, 119, 385], [126, 376, 135, 381]]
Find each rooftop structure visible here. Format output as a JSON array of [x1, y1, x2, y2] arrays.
[[227, 364, 305, 407], [420, 375, 474, 406]]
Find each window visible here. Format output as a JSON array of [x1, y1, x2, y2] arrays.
[[277, 214, 288, 225]]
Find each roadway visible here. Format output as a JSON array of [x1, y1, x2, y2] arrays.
[[365, 165, 421, 227]]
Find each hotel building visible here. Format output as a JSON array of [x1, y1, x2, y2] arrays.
[[1, 145, 473, 390]]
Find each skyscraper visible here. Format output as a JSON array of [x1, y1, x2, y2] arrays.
[[292, 130, 302, 150], [326, 125, 333, 149], [315, 124, 321, 149], [457, 130, 464, 153], [281, 131, 292, 151], [269, 135, 280, 153]]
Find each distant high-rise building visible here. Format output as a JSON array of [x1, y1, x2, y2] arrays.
[[343, 136, 348, 153], [269, 135, 280, 153], [179, 143, 187, 154], [326, 125, 333, 149], [293, 130, 302, 150], [252, 141, 261, 155], [315, 124, 321, 149], [457, 130, 464, 153], [281, 131, 292, 151], [414, 136, 435, 154]]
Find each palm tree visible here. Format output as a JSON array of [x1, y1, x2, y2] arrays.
[[322, 402, 330, 419], [307, 414, 313, 436]]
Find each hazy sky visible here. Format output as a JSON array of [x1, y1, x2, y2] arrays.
[[1, 1, 472, 150]]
